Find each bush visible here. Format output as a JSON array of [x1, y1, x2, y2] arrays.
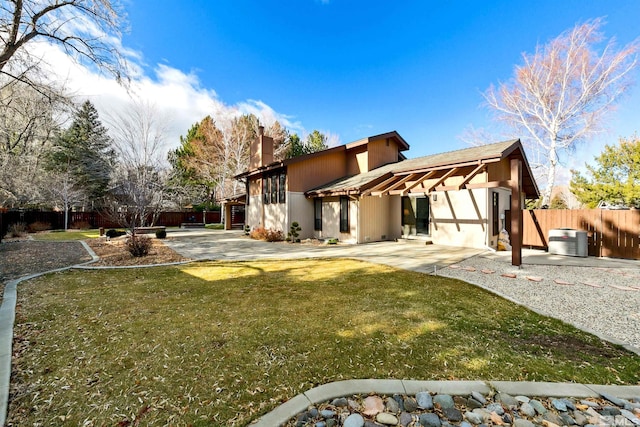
[[249, 227, 284, 242], [126, 235, 152, 257], [27, 221, 52, 232], [155, 229, 167, 239], [288, 221, 301, 243], [71, 221, 92, 230], [106, 229, 126, 238], [6, 222, 27, 238]]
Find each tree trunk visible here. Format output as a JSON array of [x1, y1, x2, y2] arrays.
[[541, 144, 558, 207]]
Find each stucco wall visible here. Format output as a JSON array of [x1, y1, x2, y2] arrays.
[[315, 197, 357, 243], [429, 189, 489, 249], [288, 192, 314, 240]]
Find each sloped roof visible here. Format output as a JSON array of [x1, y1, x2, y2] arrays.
[[306, 139, 539, 198]]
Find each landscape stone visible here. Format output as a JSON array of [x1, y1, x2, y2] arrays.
[[455, 396, 469, 406], [393, 394, 405, 411], [602, 393, 627, 408], [344, 413, 365, 427], [444, 407, 463, 422], [552, 399, 568, 412], [468, 398, 484, 409], [520, 402, 537, 417], [601, 406, 622, 416], [417, 391, 434, 409], [465, 411, 484, 424], [386, 397, 400, 413], [530, 400, 548, 415], [404, 397, 418, 412], [516, 396, 531, 404], [543, 411, 565, 425], [326, 420, 337, 427], [363, 396, 385, 416], [332, 397, 348, 407], [559, 413, 576, 425], [420, 412, 442, 427], [620, 409, 640, 425], [472, 391, 487, 405], [514, 419, 536, 427], [376, 412, 399, 425], [321, 409, 336, 419], [486, 403, 505, 416], [399, 412, 413, 427], [498, 393, 519, 407], [574, 410, 588, 426], [434, 394, 456, 410]]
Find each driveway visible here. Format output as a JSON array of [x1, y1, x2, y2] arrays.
[[163, 229, 483, 274]]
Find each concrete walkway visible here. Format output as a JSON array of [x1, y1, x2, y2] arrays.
[[163, 229, 485, 274]]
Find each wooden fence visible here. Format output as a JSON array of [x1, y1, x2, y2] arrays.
[[0, 210, 222, 237], [509, 209, 640, 260]]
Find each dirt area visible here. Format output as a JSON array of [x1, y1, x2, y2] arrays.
[[86, 237, 189, 267], [0, 237, 189, 284], [0, 240, 92, 282]]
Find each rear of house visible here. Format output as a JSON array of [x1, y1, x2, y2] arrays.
[[233, 128, 538, 250]]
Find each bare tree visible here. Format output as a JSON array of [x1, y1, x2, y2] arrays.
[[103, 100, 170, 235], [0, 0, 129, 91], [47, 170, 86, 229], [483, 18, 639, 206], [0, 78, 70, 206]]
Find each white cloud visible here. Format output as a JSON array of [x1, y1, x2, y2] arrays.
[[31, 39, 304, 152]]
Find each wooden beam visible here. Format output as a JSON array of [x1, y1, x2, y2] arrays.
[[362, 175, 401, 196], [510, 158, 522, 267], [428, 168, 459, 192], [371, 173, 421, 196], [393, 171, 436, 196], [457, 163, 486, 190], [464, 181, 511, 190], [394, 158, 501, 175]]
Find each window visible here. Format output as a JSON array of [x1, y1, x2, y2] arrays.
[[314, 198, 322, 231], [245, 179, 250, 205], [278, 173, 286, 203], [492, 191, 499, 235], [262, 171, 287, 204], [339, 196, 349, 233], [270, 175, 278, 204], [262, 177, 270, 204]]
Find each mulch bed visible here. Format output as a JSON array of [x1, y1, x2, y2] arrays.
[[0, 240, 92, 283]]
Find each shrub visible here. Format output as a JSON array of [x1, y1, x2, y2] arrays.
[[244, 225, 251, 235], [71, 221, 92, 230], [155, 229, 167, 239], [249, 227, 284, 242], [126, 235, 152, 257], [106, 229, 126, 238], [288, 221, 301, 243], [27, 221, 52, 232], [6, 222, 27, 238]]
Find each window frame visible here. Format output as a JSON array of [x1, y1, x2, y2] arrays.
[[278, 173, 286, 203], [492, 191, 500, 235], [262, 176, 270, 204]]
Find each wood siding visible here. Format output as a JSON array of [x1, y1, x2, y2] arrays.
[[512, 209, 640, 260], [288, 151, 347, 192], [358, 195, 402, 243]]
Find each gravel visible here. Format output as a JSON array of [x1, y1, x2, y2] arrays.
[[438, 253, 640, 353]]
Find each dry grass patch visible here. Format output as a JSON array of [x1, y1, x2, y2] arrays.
[[9, 259, 640, 426], [86, 237, 188, 266]]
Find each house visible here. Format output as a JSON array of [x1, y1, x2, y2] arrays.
[[232, 127, 539, 252]]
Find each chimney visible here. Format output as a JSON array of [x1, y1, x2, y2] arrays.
[[250, 125, 274, 169]]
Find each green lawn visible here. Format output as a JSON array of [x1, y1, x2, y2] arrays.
[[31, 229, 102, 241], [9, 259, 640, 426]]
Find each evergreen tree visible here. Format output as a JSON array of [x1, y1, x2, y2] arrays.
[[48, 100, 115, 203], [570, 135, 640, 208]]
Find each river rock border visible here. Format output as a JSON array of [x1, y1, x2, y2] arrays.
[[249, 380, 640, 427]]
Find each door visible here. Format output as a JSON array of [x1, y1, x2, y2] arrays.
[[401, 196, 430, 236], [416, 197, 430, 235]]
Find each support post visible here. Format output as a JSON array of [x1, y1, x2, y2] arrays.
[[510, 158, 522, 266]]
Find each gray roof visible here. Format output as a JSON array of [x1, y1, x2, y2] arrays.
[[306, 139, 539, 198]]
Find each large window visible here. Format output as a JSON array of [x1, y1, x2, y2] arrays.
[[339, 196, 349, 233], [314, 198, 322, 231], [262, 171, 286, 204]]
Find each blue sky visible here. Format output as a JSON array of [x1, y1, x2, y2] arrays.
[[50, 1, 640, 176]]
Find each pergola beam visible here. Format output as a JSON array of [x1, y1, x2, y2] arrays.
[[362, 175, 402, 196], [370, 173, 421, 196], [390, 171, 436, 196], [428, 167, 459, 192], [457, 163, 486, 190]]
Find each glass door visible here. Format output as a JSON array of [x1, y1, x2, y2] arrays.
[[416, 197, 430, 235]]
